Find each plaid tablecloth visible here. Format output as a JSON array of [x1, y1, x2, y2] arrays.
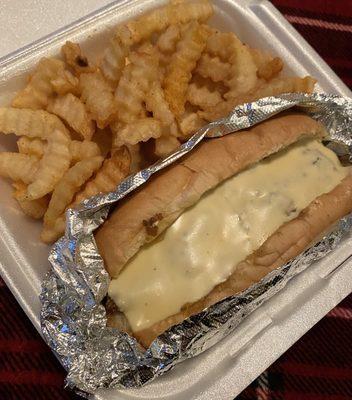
[[1, 1, 352, 399]]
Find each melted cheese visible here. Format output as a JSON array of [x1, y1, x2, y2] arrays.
[[109, 139, 348, 331]]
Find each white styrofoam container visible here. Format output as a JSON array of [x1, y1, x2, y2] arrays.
[[0, 1, 351, 399]]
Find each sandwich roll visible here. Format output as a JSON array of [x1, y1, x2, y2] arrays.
[[96, 114, 326, 277], [95, 114, 352, 348], [133, 174, 352, 347]]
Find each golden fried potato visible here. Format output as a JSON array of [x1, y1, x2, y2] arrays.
[[164, 22, 210, 116], [12, 181, 49, 219], [155, 135, 181, 158], [116, 0, 213, 46], [0, 153, 38, 184], [146, 81, 178, 136], [112, 118, 163, 146], [156, 24, 182, 68], [0, 108, 69, 139], [196, 53, 231, 82], [100, 36, 128, 85], [47, 93, 95, 140], [178, 110, 206, 137], [41, 217, 66, 244], [69, 140, 101, 163], [17, 137, 101, 164], [100, 0, 210, 86], [200, 76, 317, 121], [12, 58, 66, 109], [187, 83, 223, 109], [205, 31, 233, 60], [61, 41, 96, 75], [115, 44, 159, 124], [17, 137, 44, 158], [43, 156, 103, 230], [80, 72, 117, 129], [26, 129, 71, 200], [73, 146, 131, 205], [50, 69, 80, 96], [250, 48, 283, 80], [41, 148, 130, 243], [224, 34, 258, 99], [157, 24, 181, 53], [258, 58, 284, 81]]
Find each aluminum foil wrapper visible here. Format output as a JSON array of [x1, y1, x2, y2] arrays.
[[40, 93, 352, 396]]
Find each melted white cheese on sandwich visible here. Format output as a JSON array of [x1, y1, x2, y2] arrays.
[[109, 139, 348, 331]]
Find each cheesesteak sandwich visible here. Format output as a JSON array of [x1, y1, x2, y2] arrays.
[[95, 114, 352, 348]]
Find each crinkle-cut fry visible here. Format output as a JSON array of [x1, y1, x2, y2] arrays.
[[100, 36, 129, 85], [17, 137, 44, 158], [200, 76, 317, 121], [115, 45, 159, 124], [224, 34, 258, 99], [73, 146, 130, 205], [17, 137, 100, 163], [146, 81, 178, 136], [26, 129, 71, 200], [258, 58, 283, 81], [12, 181, 49, 219], [41, 216, 66, 244], [156, 25, 182, 70], [69, 140, 101, 163], [0, 153, 38, 184], [187, 83, 223, 109], [50, 69, 80, 96], [43, 156, 103, 229], [100, 0, 211, 85], [164, 22, 210, 116], [178, 110, 206, 138], [12, 58, 66, 110], [47, 93, 95, 140], [205, 31, 234, 60], [250, 48, 284, 81], [114, 65, 138, 124], [116, 0, 213, 46], [61, 41, 96, 75], [155, 135, 181, 158], [43, 159, 119, 239], [80, 71, 117, 129], [0, 108, 69, 139], [113, 118, 163, 146], [250, 47, 272, 69], [195, 53, 231, 82], [157, 24, 181, 53]]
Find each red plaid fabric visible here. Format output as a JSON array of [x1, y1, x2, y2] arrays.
[[1, 1, 352, 399]]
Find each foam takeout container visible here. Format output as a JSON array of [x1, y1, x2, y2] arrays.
[[0, 1, 351, 399]]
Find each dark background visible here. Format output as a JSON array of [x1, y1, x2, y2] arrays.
[[1, 0, 352, 399]]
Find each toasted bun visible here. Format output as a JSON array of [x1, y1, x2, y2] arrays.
[[133, 174, 352, 347], [95, 114, 325, 277]]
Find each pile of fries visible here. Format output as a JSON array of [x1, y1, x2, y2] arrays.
[[0, 0, 316, 243]]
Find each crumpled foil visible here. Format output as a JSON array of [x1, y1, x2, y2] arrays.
[[40, 93, 352, 396]]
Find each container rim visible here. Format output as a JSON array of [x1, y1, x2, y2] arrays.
[[0, 0, 132, 69]]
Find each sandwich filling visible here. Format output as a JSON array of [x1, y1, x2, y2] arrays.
[[109, 139, 348, 331]]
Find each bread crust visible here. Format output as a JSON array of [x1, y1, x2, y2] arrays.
[[134, 174, 352, 347], [95, 114, 325, 278]]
